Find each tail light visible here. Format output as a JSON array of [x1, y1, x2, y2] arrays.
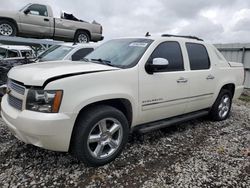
[[100, 26, 103, 34]]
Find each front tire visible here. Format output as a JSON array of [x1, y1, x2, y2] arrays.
[[0, 20, 17, 36], [209, 89, 232, 121], [70, 105, 129, 166]]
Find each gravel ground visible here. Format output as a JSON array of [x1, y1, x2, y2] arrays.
[[0, 100, 249, 188]]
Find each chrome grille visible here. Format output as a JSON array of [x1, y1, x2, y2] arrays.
[[8, 95, 23, 111], [7, 79, 25, 95]]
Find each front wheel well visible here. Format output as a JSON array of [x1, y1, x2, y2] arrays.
[[69, 99, 133, 152], [75, 99, 133, 127], [221, 83, 235, 97], [0, 17, 18, 32]]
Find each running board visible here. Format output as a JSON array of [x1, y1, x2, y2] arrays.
[[133, 110, 209, 134]]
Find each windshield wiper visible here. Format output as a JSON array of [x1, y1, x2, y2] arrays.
[[90, 58, 115, 67]]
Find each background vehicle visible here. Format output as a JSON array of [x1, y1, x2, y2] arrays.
[[0, 45, 35, 87], [0, 45, 35, 59], [1, 35, 244, 166], [37, 43, 98, 62], [0, 43, 97, 88], [0, 58, 35, 87], [0, 3, 103, 43]]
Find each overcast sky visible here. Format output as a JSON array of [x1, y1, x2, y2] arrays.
[[1, 0, 250, 43]]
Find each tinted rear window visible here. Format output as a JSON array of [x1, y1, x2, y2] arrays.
[[186, 43, 210, 70]]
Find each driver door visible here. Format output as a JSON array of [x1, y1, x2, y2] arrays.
[[18, 4, 53, 37], [138, 41, 190, 124]]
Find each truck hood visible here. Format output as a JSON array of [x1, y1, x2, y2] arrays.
[[0, 10, 18, 17], [8, 61, 119, 87]]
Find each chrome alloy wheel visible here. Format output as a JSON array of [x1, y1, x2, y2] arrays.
[[218, 94, 231, 119], [0, 23, 13, 36], [78, 34, 88, 43], [87, 118, 123, 159]]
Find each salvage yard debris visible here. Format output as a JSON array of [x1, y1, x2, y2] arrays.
[[0, 99, 249, 187]]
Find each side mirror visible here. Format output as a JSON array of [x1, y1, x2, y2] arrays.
[[145, 58, 169, 74], [24, 9, 30, 15]]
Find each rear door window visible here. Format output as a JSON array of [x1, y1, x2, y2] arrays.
[[186, 43, 210, 70]]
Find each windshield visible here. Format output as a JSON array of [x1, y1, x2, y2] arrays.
[[85, 38, 153, 68], [38, 45, 74, 62], [19, 3, 31, 12]]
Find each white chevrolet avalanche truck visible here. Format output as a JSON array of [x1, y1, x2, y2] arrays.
[[1, 35, 245, 166]]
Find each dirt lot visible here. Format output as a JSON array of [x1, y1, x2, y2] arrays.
[[0, 98, 249, 187]]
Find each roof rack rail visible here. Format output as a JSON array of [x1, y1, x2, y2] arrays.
[[161, 34, 203, 41]]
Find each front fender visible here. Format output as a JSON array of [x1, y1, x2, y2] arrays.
[[74, 93, 136, 115], [44, 68, 139, 125], [0, 12, 19, 24]]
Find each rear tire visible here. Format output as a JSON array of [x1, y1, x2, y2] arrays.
[[70, 105, 129, 167], [209, 89, 232, 121], [0, 20, 17, 36], [74, 31, 90, 43]]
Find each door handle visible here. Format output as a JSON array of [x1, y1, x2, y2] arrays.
[[206, 74, 215, 80], [44, 18, 49, 22], [177, 77, 188, 83]]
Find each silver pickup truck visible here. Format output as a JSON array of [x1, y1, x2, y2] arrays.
[[0, 3, 103, 43]]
